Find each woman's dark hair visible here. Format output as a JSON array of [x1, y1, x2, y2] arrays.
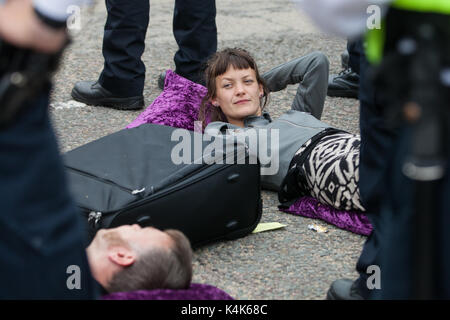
[[198, 48, 270, 129]]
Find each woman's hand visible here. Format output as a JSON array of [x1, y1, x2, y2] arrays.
[[0, 0, 68, 53]]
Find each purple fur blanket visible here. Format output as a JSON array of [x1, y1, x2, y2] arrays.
[[280, 196, 372, 236], [127, 70, 208, 131], [126, 70, 372, 236], [102, 283, 234, 300]]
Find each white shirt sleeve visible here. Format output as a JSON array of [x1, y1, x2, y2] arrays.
[[32, 0, 90, 22], [291, 0, 392, 39]]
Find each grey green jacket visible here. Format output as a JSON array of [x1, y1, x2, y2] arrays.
[[204, 110, 333, 191]]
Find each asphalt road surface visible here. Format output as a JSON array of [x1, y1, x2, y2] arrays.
[[50, 0, 367, 300]]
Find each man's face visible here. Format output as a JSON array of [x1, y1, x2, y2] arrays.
[[97, 224, 173, 252]]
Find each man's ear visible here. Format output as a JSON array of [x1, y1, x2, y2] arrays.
[[108, 246, 136, 267], [259, 84, 264, 98]]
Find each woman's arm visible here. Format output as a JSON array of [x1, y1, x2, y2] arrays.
[[261, 52, 329, 120]]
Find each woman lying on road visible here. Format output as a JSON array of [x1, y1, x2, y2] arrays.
[[199, 48, 364, 212]]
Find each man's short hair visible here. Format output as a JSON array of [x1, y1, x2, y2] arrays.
[[106, 229, 193, 293]]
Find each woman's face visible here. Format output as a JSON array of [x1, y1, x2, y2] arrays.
[[211, 66, 263, 127]]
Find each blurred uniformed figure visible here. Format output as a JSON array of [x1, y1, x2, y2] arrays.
[[0, 0, 99, 299], [294, 0, 450, 299]]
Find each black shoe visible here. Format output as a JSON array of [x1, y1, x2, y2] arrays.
[[71, 81, 144, 110], [341, 50, 349, 70], [157, 71, 166, 90], [158, 70, 205, 90], [326, 279, 364, 300], [327, 68, 360, 99]]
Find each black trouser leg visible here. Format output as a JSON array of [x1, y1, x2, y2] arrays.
[[347, 39, 362, 75], [99, 0, 149, 97], [173, 0, 217, 84], [354, 43, 397, 299]]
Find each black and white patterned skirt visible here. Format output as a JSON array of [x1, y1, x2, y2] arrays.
[[290, 132, 365, 212]]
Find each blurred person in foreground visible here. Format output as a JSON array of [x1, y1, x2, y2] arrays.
[[293, 0, 450, 299], [0, 0, 194, 299], [0, 0, 99, 299]]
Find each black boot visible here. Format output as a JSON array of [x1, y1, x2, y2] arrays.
[[157, 70, 206, 90], [157, 71, 167, 90], [71, 81, 144, 110], [327, 68, 360, 99], [326, 279, 364, 300]]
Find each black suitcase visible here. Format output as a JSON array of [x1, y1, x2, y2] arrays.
[[64, 123, 262, 248]]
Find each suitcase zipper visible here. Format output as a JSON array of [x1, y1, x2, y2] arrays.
[[79, 165, 229, 229], [67, 166, 145, 197], [87, 211, 102, 229], [155, 147, 249, 196], [78, 205, 103, 229], [115, 163, 237, 215], [79, 154, 251, 227]]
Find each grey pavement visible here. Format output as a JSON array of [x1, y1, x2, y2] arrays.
[[50, 0, 367, 300]]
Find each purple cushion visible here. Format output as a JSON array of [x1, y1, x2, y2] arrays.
[[280, 196, 373, 236], [126, 70, 209, 131], [102, 283, 234, 300]]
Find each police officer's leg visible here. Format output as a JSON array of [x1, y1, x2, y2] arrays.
[[328, 39, 361, 99], [173, 0, 217, 85], [373, 127, 450, 299], [261, 52, 329, 120], [0, 92, 98, 299], [98, 0, 149, 97], [353, 46, 399, 299], [347, 39, 362, 75], [327, 46, 397, 300], [438, 157, 450, 298], [367, 128, 414, 299]]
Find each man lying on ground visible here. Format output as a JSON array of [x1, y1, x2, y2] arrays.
[[86, 224, 193, 293]]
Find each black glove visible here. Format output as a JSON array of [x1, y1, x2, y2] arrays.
[[0, 38, 68, 128]]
